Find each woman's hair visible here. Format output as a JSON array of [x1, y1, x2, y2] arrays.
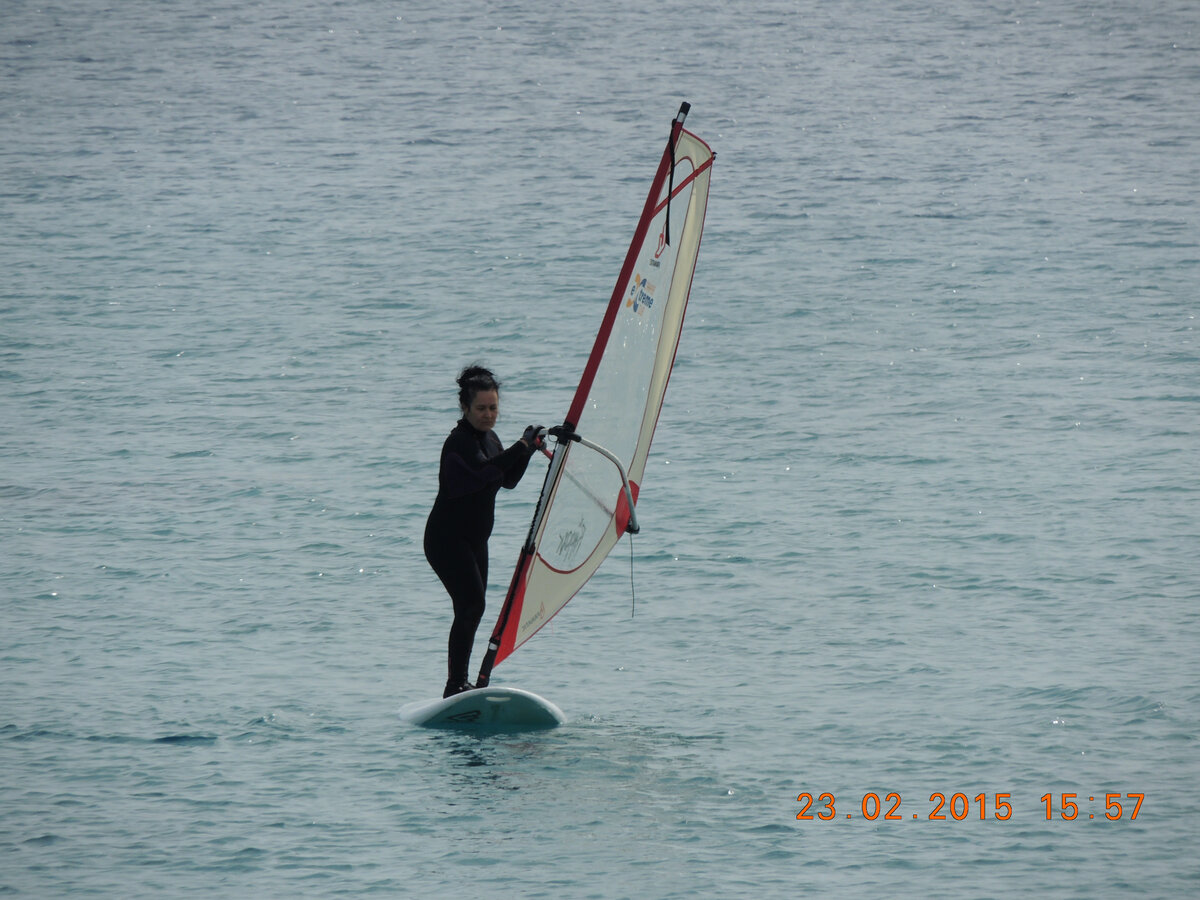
[[457, 365, 501, 411]]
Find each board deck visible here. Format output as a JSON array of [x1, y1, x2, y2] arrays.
[[399, 686, 566, 731]]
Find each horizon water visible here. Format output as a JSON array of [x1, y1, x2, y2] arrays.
[[2, 1, 1198, 897]]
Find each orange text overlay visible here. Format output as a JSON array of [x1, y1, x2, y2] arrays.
[[796, 792, 1144, 822]]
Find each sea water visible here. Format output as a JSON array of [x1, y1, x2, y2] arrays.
[[2, 1, 1197, 896]]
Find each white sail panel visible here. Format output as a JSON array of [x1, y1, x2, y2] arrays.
[[483, 119, 713, 669]]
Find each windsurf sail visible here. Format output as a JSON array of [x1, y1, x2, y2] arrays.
[[477, 103, 713, 685]]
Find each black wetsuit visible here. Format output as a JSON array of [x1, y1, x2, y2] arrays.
[[424, 419, 533, 689]]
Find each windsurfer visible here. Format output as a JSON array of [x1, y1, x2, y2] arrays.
[[424, 365, 542, 698]]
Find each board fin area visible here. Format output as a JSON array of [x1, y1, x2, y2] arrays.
[[399, 686, 566, 731]]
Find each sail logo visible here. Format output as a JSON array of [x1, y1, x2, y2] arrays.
[[626, 273, 656, 314], [556, 516, 587, 562], [649, 230, 667, 267]]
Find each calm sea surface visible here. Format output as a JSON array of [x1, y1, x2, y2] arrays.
[[3, 1, 1198, 896]]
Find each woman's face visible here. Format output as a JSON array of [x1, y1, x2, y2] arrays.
[[464, 389, 499, 432]]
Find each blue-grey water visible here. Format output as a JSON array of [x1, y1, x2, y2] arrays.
[[2, 1, 1197, 896]]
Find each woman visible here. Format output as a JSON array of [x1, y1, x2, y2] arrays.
[[424, 365, 541, 698]]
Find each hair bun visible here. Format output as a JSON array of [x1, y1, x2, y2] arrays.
[[457, 364, 501, 410], [457, 365, 495, 389]]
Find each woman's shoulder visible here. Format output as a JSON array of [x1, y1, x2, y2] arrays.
[[445, 418, 475, 439], [439, 419, 468, 449], [442, 419, 498, 457]]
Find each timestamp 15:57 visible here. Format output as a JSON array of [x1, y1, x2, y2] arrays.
[[1042, 793, 1143, 820]]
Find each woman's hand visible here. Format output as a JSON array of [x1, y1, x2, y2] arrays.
[[521, 425, 545, 449]]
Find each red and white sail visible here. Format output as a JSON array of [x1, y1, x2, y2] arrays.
[[478, 105, 713, 682]]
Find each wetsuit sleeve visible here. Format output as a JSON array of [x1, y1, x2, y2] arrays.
[[501, 440, 532, 490], [440, 430, 532, 500]]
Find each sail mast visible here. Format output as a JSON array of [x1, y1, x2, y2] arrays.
[[475, 435, 571, 686]]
